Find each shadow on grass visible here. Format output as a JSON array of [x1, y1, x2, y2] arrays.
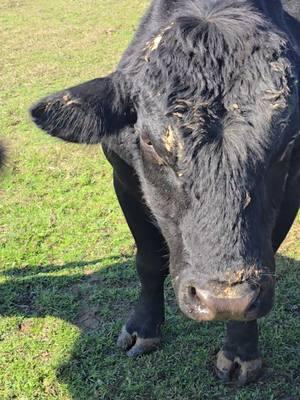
[[0, 255, 299, 400], [2, 259, 110, 277]]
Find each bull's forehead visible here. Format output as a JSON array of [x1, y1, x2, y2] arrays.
[[133, 4, 297, 181], [136, 6, 293, 116]]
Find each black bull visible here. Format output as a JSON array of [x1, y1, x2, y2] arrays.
[[30, 0, 299, 386]]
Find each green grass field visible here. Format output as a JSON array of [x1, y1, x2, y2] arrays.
[[0, 1, 299, 399]]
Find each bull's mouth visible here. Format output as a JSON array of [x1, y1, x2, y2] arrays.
[[175, 272, 275, 322]]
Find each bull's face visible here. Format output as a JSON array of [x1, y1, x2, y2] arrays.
[[142, 118, 291, 316], [131, 99, 294, 323], [30, 14, 299, 322]]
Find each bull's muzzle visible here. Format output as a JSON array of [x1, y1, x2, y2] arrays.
[[177, 271, 274, 321]]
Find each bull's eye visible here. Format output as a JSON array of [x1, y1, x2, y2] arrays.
[[140, 132, 165, 165], [141, 132, 153, 147], [143, 137, 153, 147]]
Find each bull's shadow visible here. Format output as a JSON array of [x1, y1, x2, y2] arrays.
[[0, 254, 299, 399]]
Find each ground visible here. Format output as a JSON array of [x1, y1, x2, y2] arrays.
[[0, 1, 299, 399]]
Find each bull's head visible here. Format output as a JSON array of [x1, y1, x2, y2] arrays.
[[30, 10, 299, 322]]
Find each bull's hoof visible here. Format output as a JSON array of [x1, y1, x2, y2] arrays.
[[117, 326, 161, 357], [215, 350, 262, 386]]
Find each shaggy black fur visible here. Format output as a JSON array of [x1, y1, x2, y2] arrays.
[[30, 0, 300, 385]]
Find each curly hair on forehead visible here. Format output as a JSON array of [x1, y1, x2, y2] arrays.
[[133, 0, 297, 172], [142, 2, 292, 103]]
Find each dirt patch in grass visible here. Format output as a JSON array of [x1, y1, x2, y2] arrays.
[[76, 305, 102, 331]]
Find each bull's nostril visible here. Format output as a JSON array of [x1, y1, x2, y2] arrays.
[[190, 286, 197, 297]]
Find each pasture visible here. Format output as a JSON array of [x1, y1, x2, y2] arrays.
[[0, 0, 299, 399]]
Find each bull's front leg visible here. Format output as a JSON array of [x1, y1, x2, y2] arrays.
[[113, 172, 169, 357], [117, 249, 168, 357], [216, 320, 263, 386]]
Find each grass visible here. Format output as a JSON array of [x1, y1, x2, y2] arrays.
[[0, 1, 299, 399]]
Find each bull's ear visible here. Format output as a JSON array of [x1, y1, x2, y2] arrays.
[[30, 72, 136, 144]]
